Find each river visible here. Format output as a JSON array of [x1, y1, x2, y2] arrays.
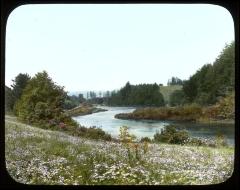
[[73, 106, 234, 145]]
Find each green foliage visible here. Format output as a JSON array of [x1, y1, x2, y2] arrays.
[[140, 137, 152, 143], [14, 71, 73, 126], [108, 82, 165, 106], [182, 75, 198, 103], [186, 134, 228, 148], [116, 104, 203, 122], [154, 125, 189, 145], [169, 89, 185, 106], [11, 73, 31, 104], [202, 91, 235, 120], [5, 73, 31, 112], [63, 94, 85, 110], [76, 126, 112, 141], [167, 77, 184, 85], [183, 42, 234, 105], [119, 126, 150, 163], [119, 126, 136, 144], [5, 86, 14, 113], [215, 132, 228, 147], [215, 92, 235, 120], [119, 126, 137, 163], [186, 138, 205, 146]]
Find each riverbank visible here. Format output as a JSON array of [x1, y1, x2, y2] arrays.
[[65, 103, 107, 116], [114, 104, 235, 125], [115, 113, 234, 125], [5, 116, 234, 185]]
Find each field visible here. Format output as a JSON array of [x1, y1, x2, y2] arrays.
[[5, 116, 234, 185]]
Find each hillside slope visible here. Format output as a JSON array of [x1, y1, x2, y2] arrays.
[[5, 116, 233, 185]]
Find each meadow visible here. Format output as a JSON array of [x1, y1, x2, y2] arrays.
[[5, 116, 234, 185]]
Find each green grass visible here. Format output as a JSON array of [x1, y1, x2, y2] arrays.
[[159, 85, 182, 104], [5, 116, 234, 185]]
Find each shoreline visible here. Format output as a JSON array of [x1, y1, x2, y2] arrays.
[[65, 104, 108, 117], [114, 113, 235, 125]]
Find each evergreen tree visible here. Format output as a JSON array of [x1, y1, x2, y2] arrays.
[[182, 41, 234, 105], [108, 82, 164, 106], [169, 90, 185, 106], [5, 86, 14, 112], [11, 73, 31, 109], [14, 71, 68, 124]]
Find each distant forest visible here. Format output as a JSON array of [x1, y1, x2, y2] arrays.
[[5, 41, 234, 112], [104, 41, 234, 107]]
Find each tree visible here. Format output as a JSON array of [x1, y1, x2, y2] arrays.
[[169, 90, 185, 106], [167, 77, 183, 85], [119, 82, 132, 104], [78, 94, 85, 103], [182, 41, 234, 105], [107, 82, 165, 106], [14, 71, 68, 124], [182, 75, 198, 103], [89, 91, 96, 99], [11, 73, 31, 109], [105, 91, 110, 98], [87, 92, 90, 99], [5, 86, 14, 112]]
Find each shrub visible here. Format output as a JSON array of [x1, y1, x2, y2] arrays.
[[140, 137, 152, 143], [154, 125, 189, 145], [76, 126, 112, 141], [59, 122, 67, 130], [215, 132, 228, 147], [119, 126, 141, 163], [186, 137, 205, 146]]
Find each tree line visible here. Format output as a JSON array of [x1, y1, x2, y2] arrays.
[[106, 82, 165, 106], [5, 41, 234, 118], [170, 41, 234, 106]]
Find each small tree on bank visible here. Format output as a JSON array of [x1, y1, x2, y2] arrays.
[[14, 71, 74, 125]]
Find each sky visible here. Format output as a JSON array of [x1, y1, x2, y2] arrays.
[[5, 4, 234, 92]]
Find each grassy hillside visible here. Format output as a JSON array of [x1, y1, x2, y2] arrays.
[[5, 116, 233, 185], [159, 85, 182, 105]]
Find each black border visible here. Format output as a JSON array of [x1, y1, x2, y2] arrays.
[[1, 0, 239, 189]]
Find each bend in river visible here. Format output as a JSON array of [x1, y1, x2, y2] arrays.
[[73, 106, 234, 145]]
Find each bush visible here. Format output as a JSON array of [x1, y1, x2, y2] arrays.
[[186, 136, 228, 148], [76, 126, 112, 141], [186, 138, 205, 146], [140, 137, 152, 143], [154, 125, 189, 145], [215, 132, 228, 147], [14, 71, 78, 127]]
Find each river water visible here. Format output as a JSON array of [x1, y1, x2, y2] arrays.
[[73, 106, 234, 145]]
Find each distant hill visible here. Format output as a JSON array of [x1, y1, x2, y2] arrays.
[[159, 85, 183, 105]]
